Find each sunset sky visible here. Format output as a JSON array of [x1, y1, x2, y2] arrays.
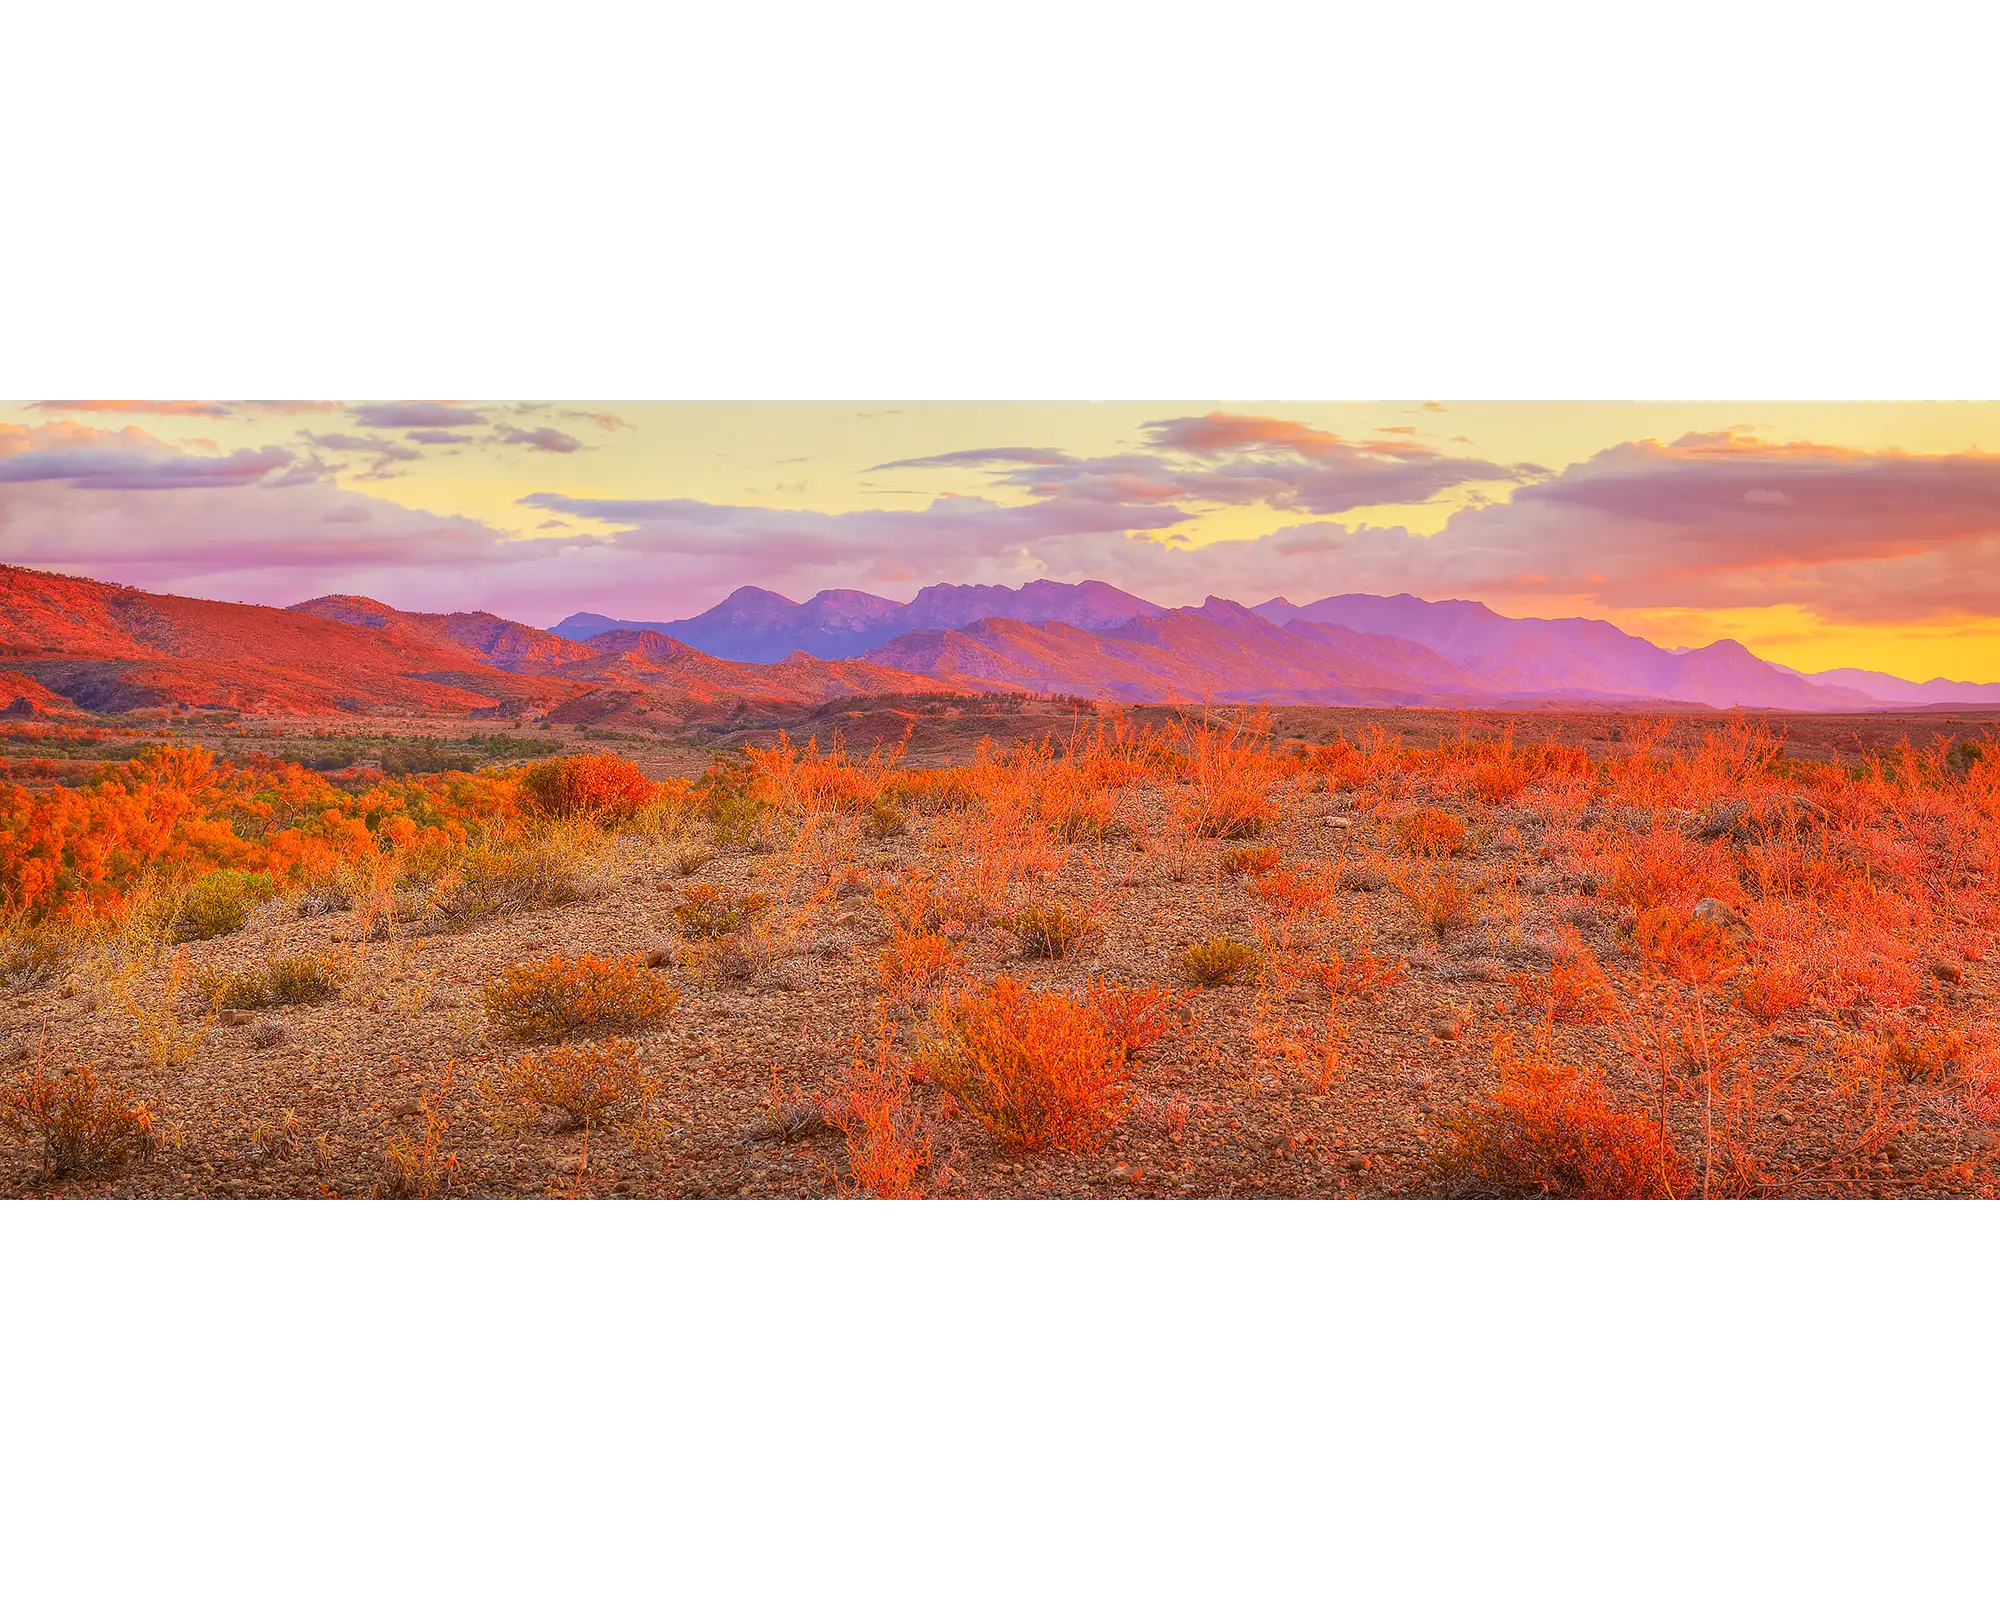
[[4, 400, 1999, 682]]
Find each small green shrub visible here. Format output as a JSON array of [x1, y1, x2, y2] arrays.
[[1179, 936, 1259, 988], [1000, 902, 1104, 960], [863, 795, 907, 838], [172, 870, 276, 943], [196, 951, 347, 1010]]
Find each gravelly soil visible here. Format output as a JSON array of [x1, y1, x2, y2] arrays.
[[3, 706, 1993, 1200]]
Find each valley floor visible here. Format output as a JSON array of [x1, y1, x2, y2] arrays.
[[2, 705, 1995, 1199]]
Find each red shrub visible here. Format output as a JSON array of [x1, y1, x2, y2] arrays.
[[518, 753, 653, 823], [921, 977, 1129, 1151], [1432, 1030, 1687, 1198]]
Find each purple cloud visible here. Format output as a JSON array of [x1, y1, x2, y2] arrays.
[[27, 400, 234, 418], [871, 447, 1076, 471], [872, 413, 1528, 518], [0, 443, 294, 490], [406, 429, 473, 445], [347, 401, 490, 429], [493, 425, 585, 454], [300, 432, 423, 462]]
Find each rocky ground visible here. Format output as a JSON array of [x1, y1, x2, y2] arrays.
[[2, 705, 1994, 1200]]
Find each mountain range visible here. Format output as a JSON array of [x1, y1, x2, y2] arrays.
[[553, 580, 1995, 713], [1, 563, 1994, 727], [549, 579, 1165, 662]]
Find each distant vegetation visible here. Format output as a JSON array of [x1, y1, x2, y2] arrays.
[[269, 732, 565, 774]]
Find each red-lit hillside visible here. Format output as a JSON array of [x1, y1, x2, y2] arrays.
[[0, 565, 575, 715], [0, 567, 959, 724], [544, 629, 950, 729], [290, 595, 605, 673]]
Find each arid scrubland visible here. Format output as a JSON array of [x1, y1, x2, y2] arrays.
[[1, 710, 1996, 1198]]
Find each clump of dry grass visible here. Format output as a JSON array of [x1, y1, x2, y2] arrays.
[[862, 795, 907, 838], [410, 824, 608, 930], [116, 949, 215, 1069], [671, 884, 772, 942], [921, 977, 1129, 1152], [197, 951, 348, 1011], [1180, 936, 1258, 988], [1220, 845, 1281, 877], [488, 1037, 662, 1130], [0, 923, 72, 995], [872, 928, 964, 996], [0, 1057, 157, 1180], [999, 900, 1104, 960], [1870, 1022, 1978, 1084], [379, 1095, 458, 1198], [1394, 862, 1480, 941], [483, 953, 680, 1043]]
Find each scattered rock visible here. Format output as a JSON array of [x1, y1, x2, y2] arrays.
[[642, 948, 674, 968], [1930, 959, 1964, 985], [221, 1009, 255, 1027]]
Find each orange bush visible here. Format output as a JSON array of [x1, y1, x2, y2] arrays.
[[1507, 947, 1611, 1023], [1432, 1029, 1687, 1198], [489, 1037, 660, 1130], [921, 977, 1129, 1151], [1086, 977, 1182, 1058], [1596, 827, 1737, 911], [1300, 943, 1406, 999], [1247, 866, 1331, 916], [0, 1059, 157, 1180], [1632, 906, 1743, 985], [1394, 808, 1468, 856], [482, 953, 680, 1042], [517, 753, 652, 824], [1737, 962, 1809, 1023], [828, 1017, 931, 1198], [0, 743, 526, 924], [873, 928, 964, 995]]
